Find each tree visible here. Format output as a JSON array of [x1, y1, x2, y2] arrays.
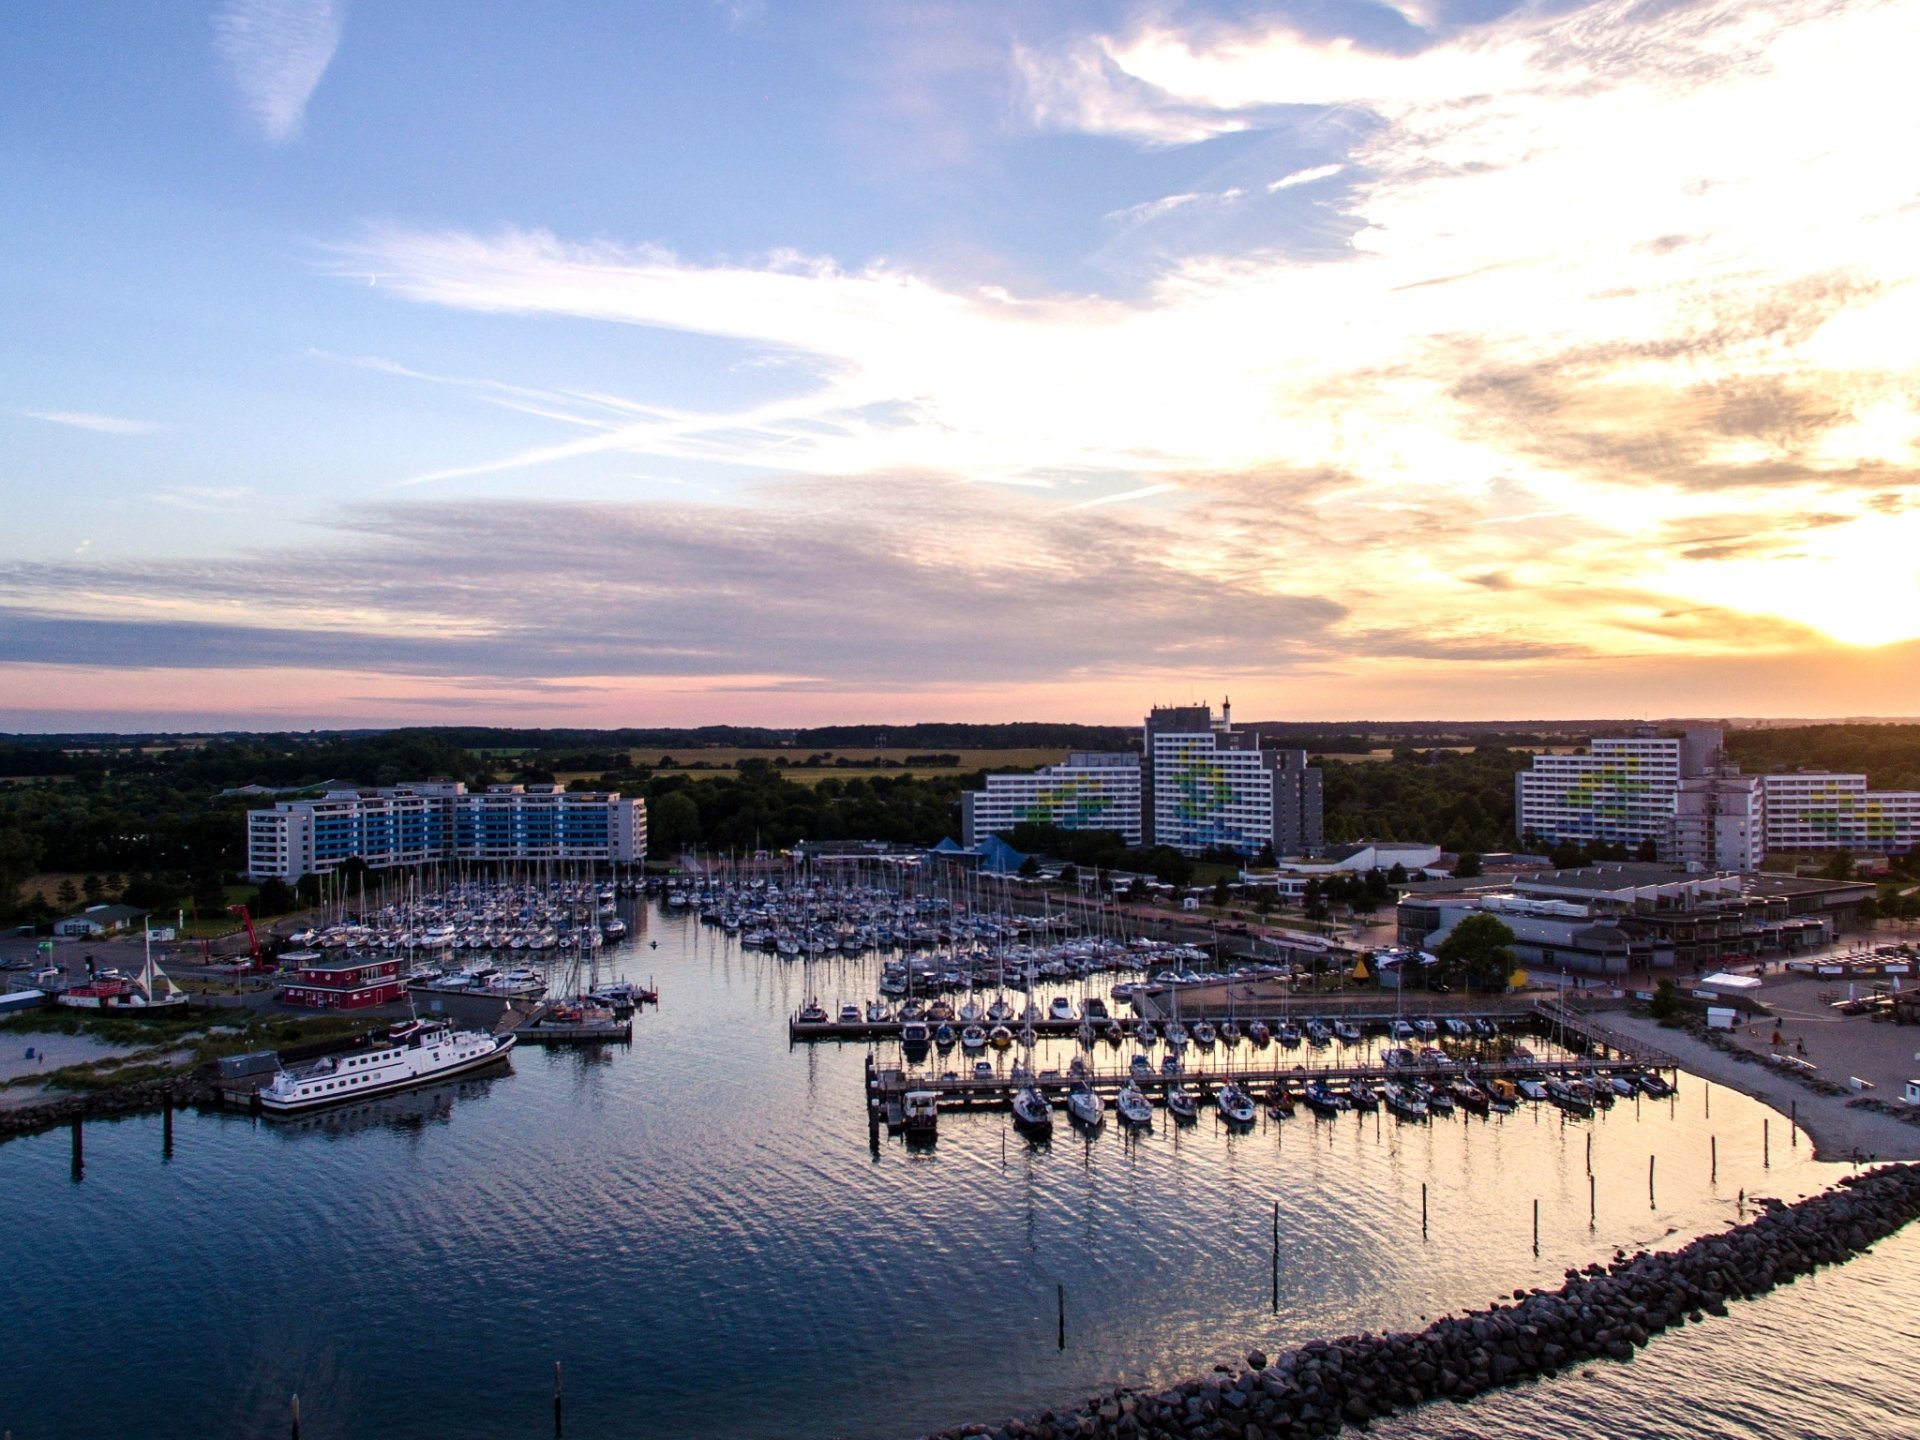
[[1058, 863, 1078, 888], [1822, 849, 1858, 881], [56, 878, 79, 909], [253, 877, 299, 917], [0, 828, 42, 921], [1453, 851, 1484, 879], [191, 871, 227, 916], [1546, 841, 1586, 869], [1634, 837, 1660, 862], [1303, 878, 1329, 923], [1434, 912, 1517, 991], [1017, 855, 1041, 878], [1212, 878, 1231, 908], [1648, 979, 1683, 1027], [1254, 841, 1277, 868], [82, 873, 105, 902], [1387, 862, 1408, 886], [647, 791, 702, 855]]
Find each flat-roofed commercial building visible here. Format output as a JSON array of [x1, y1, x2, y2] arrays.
[[247, 782, 647, 882], [959, 753, 1141, 847]]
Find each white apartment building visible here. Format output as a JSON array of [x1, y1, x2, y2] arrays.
[[958, 700, 1324, 858], [1141, 701, 1322, 856], [1760, 773, 1920, 854], [1515, 732, 1686, 853], [959, 753, 1141, 847], [247, 781, 647, 882]]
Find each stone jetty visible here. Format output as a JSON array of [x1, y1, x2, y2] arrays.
[[926, 1163, 1920, 1440], [0, 1074, 211, 1142]]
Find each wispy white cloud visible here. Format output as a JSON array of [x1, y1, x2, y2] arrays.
[[1068, 483, 1178, 510], [23, 410, 156, 435], [1102, 188, 1245, 227], [154, 486, 254, 512], [326, 0, 1920, 660], [1268, 164, 1342, 192], [214, 0, 344, 144]]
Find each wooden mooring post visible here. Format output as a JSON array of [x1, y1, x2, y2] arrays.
[[1649, 1154, 1656, 1210], [1421, 1182, 1428, 1239], [554, 1360, 563, 1438], [70, 1117, 82, 1181], [1532, 1198, 1539, 1256], [1057, 1282, 1066, 1350], [290, 1394, 300, 1440], [1271, 1200, 1279, 1312]]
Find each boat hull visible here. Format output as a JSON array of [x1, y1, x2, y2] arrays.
[[261, 1035, 515, 1115]]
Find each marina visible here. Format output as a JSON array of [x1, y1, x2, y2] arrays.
[[0, 890, 1893, 1440]]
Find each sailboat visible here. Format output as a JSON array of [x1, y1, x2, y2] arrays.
[[59, 927, 187, 1012], [1115, 1081, 1154, 1129]]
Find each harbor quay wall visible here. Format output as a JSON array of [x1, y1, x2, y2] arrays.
[[924, 1163, 1920, 1440]]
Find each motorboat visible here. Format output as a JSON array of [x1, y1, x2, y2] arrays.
[[1067, 1079, 1106, 1128], [1049, 996, 1076, 1022], [1216, 1082, 1257, 1127], [1515, 1078, 1549, 1102], [973, 1060, 994, 1081], [1347, 1080, 1380, 1112], [1638, 1071, 1674, 1098], [1334, 1020, 1363, 1043], [900, 1020, 932, 1054], [838, 1003, 862, 1025], [1264, 1084, 1295, 1119], [1130, 1054, 1154, 1080], [1115, 1082, 1154, 1129], [798, 999, 830, 1025], [261, 1021, 514, 1115], [900, 1090, 939, 1139], [1276, 1022, 1302, 1048]]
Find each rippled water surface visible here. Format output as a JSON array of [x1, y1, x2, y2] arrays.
[[3, 902, 1915, 1439]]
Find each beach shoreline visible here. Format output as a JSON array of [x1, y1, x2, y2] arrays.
[[1599, 1008, 1920, 1163]]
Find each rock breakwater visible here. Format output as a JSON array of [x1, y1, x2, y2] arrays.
[[0, 1074, 211, 1142], [928, 1164, 1920, 1440]]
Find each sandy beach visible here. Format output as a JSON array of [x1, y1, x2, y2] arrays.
[[1602, 1008, 1920, 1164]]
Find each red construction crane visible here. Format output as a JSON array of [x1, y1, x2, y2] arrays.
[[227, 904, 264, 969]]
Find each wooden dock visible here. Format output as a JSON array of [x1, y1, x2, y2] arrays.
[[514, 1015, 633, 1045], [863, 1012, 1678, 1123]]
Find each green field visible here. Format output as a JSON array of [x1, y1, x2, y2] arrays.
[[554, 746, 1072, 786]]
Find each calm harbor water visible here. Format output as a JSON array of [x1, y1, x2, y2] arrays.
[[4, 900, 1916, 1440]]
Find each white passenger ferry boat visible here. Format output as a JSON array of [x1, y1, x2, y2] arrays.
[[259, 1020, 515, 1115]]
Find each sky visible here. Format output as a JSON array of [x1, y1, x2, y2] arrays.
[[1, 0, 1916, 732]]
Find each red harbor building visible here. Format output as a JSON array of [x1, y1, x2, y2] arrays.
[[280, 952, 404, 1010]]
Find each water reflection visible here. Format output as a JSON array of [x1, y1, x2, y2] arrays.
[[0, 897, 1880, 1440]]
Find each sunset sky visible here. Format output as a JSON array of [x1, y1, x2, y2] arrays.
[[3, 0, 1916, 731]]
